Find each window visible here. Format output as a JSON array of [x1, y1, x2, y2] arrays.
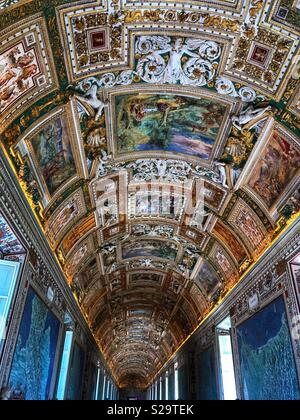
[[106, 379, 111, 400], [110, 383, 115, 400], [95, 366, 101, 400], [159, 377, 163, 400], [56, 329, 73, 400], [102, 374, 107, 400], [165, 372, 169, 400], [174, 363, 179, 400], [216, 316, 237, 400], [0, 260, 20, 346]]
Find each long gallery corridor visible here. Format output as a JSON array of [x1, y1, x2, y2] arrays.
[[0, 0, 299, 401]]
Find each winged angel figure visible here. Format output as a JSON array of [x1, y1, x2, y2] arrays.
[[135, 36, 221, 86]]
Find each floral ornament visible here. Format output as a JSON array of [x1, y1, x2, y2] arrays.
[[215, 76, 258, 102], [135, 36, 221, 86]]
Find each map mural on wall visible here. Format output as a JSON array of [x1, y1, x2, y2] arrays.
[[237, 295, 300, 400], [115, 94, 226, 160], [8, 287, 60, 400], [66, 342, 85, 400], [248, 132, 300, 209], [122, 240, 178, 261], [30, 116, 77, 196], [197, 346, 218, 400]]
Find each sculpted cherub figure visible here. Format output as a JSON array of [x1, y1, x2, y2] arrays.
[[232, 104, 272, 131], [74, 80, 108, 121]]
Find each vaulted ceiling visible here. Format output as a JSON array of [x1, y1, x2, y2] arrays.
[[0, 0, 299, 389]]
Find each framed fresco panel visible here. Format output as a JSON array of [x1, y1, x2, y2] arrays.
[[195, 259, 222, 297], [189, 283, 208, 316], [228, 199, 269, 257], [15, 103, 87, 206], [0, 15, 58, 130], [110, 86, 236, 165], [64, 235, 94, 280], [45, 188, 87, 248], [209, 242, 239, 285], [212, 219, 248, 265], [59, 213, 96, 259], [0, 212, 26, 257], [236, 295, 300, 400], [121, 239, 179, 262], [8, 287, 61, 400], [238, 121, 300, 218]]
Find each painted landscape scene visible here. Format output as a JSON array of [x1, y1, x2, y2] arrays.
[[122, 240, 178, 261], [115, 94, 226, 159], [248, 132, 300, 208], [196, 260, 221, 296], [31, 116, 77, 196]]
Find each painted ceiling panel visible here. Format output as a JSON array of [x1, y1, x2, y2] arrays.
[[0, 0, 299, 388]]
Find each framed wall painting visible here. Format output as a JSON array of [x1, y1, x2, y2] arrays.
[[8, 287, 61, 400], [236, 295, 300, 400]]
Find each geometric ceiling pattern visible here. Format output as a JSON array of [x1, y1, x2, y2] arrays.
[[0, 0, 299, 389]]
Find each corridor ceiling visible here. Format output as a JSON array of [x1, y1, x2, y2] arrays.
[[0, 0, 299, 388]]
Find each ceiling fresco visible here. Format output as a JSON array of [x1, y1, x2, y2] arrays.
[[0, 0, 299, 388]]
